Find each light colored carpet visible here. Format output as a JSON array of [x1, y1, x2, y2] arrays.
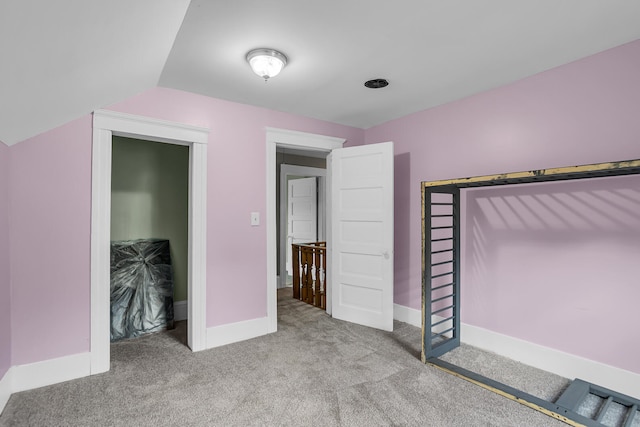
[[0, 289, 569, 426]]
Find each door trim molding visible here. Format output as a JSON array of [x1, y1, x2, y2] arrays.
[[266, 128, 345, 332], [91, 110, 209, 375]]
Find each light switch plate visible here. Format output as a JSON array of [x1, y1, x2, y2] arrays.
[[250, 212, 260, 226]]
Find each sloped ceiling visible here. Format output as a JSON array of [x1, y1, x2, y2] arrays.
[[2, 0, 640, 146], [0, 0, 191, 145]]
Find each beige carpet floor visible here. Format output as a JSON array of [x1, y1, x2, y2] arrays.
[[0, 289, 571, 426]]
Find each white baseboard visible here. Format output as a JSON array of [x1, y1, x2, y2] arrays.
[[206, 316, 271, 349], [0, 352, 92, 414], [276, 275, 291, 289], [11, 352, 91, 394], [0, 368, 12, 415], [0, 317, 272, 413], [393, 304, 640, 400], [174, 300, 187, 321], [3, 306, 637, 414], [394, 303, 422, 327], [462, 324, 640, 400]]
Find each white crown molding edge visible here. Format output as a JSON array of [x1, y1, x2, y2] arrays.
[[94, 110, 209, 144], [265, 127, 345, 151]]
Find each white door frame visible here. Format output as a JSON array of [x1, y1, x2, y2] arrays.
[[266, 128, 345, 332], [91, 110, 209, 375], [279, 165, 326, 288]]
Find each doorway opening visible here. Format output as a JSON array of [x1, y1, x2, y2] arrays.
[[268, 131, 395, 333], [279, 159, 327, 315], [110, 137, 189, 344], [266, 128, 345, 332], [91, 110, 209, 375], [277, 156, 327, 289]]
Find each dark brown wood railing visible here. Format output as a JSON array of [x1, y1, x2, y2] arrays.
[[292, 242, 326, 310]]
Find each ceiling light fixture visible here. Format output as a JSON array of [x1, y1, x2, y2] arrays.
[[246, 48, 288, 81]]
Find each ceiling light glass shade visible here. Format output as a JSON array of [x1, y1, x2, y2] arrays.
[[246, 48, 288, 80]]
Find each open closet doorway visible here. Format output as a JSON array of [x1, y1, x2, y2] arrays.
[[110, 137, 189, 344], [91, 110, 208, 375]]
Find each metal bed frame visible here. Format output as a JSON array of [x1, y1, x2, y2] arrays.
[[421, 159, 640, 426]]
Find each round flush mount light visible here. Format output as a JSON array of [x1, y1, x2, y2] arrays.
[[364, 78, 389, 89], [246, 48, 288, 81]]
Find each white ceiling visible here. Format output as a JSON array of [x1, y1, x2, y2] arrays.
[[0, 0, 191, 146], [2, 1, 640, 146]]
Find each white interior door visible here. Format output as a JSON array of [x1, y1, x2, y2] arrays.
[[328, 141, 394, 331], [286, 177, 317, 274]]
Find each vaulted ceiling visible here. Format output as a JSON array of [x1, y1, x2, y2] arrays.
[[2, 0, 640, 146]]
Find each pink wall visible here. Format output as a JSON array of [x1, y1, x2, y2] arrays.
[[109, 88, 364, 326], [6, 39, 639, 373], [7, 88, 363, 365], [0, 142, 11, 377], [366, 40, 640, 373], [9, 117, 93, 365], [463, 176, 640, 372]]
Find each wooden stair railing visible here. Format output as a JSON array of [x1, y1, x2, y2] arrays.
[[291, 242, 326, 310]]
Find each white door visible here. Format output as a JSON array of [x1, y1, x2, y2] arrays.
[[286, 177, 318, 274], [328, 141, 394, 331]]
